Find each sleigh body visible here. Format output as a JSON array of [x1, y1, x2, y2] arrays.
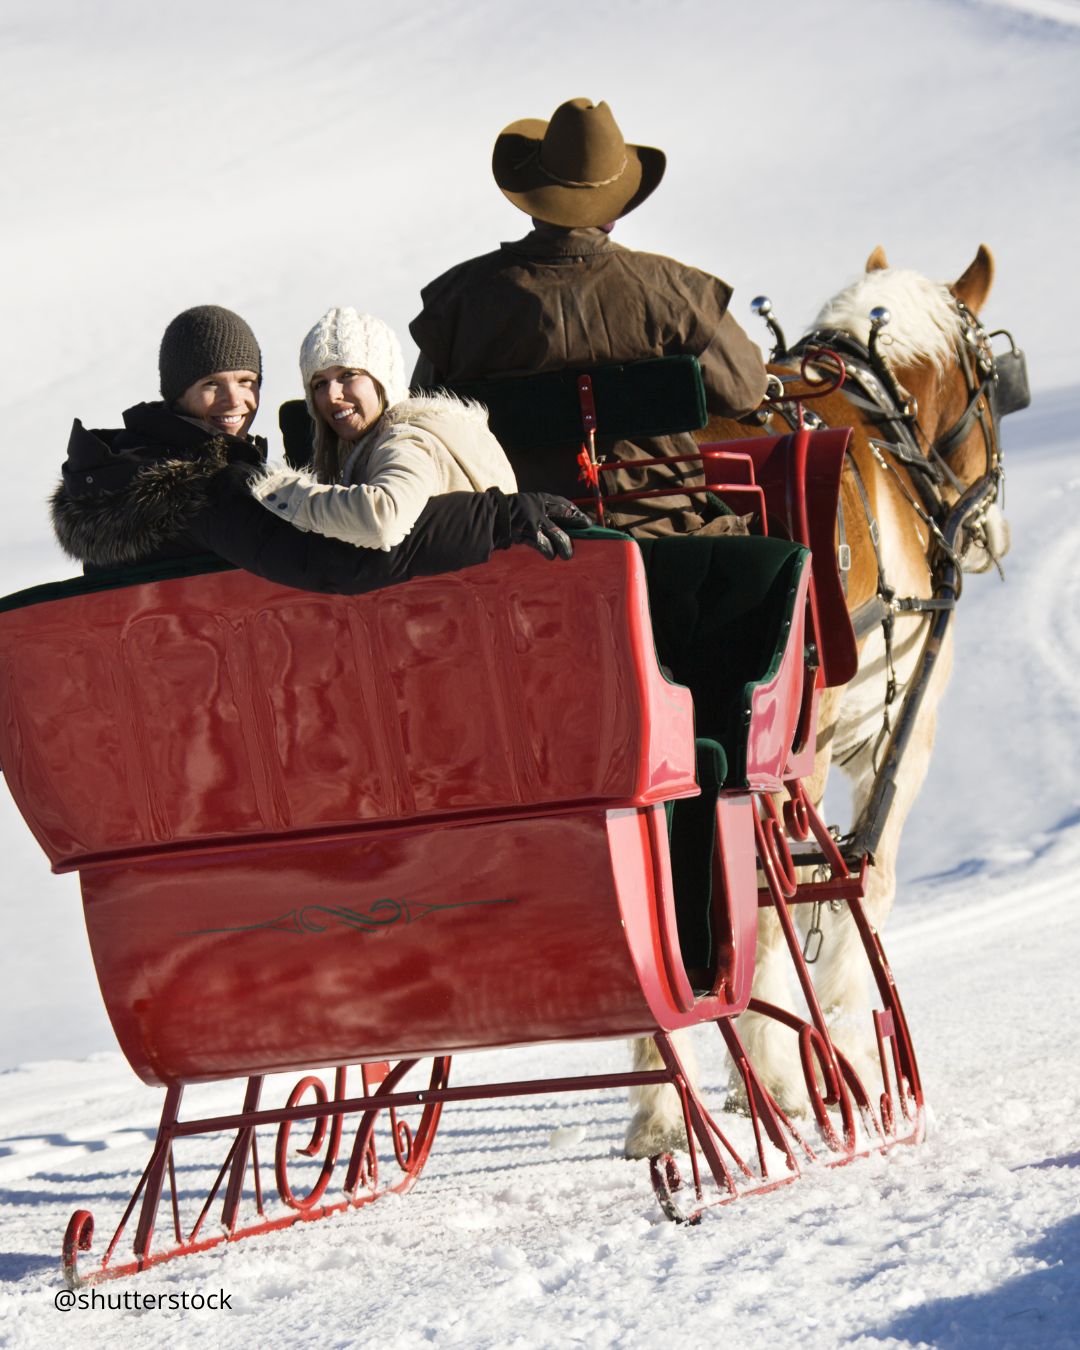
[[0, 413, 923, 1282]]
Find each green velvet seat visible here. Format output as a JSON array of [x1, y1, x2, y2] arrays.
[[575, 528, 809, 786], [438, 356, 707, 452], [574, 528, 810, 975], [637, 533, 809, 786]]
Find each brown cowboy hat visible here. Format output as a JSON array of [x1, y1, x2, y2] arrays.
[[492, 98, 666, 228]]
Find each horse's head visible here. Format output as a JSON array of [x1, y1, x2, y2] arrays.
[[815, 245, 1021, 572]]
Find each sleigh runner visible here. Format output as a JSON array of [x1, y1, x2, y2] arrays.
[[1, 412, 923, 1284]]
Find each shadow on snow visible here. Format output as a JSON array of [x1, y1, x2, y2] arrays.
[[862, 1210, 1080, 1348]]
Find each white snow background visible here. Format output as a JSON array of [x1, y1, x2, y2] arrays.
[[1, 0, 1078, 1345]]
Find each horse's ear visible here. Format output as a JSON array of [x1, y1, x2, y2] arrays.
[[951, 245, 995, 312], [866, 246, 889, 272]]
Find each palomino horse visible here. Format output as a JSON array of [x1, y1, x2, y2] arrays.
[[626, 244, 1014, 1155]]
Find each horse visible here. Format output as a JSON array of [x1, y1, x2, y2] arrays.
[[625, 244, 1013, 1155]]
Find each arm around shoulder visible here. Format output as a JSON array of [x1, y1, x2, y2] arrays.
[[191, 465, 507, 594], [250, 439, 442, 550]]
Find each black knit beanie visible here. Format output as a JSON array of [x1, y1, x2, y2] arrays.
[[159, 305, 263, 404]]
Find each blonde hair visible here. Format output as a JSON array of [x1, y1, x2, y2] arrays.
[[299, 308, 407, 480], [310, 377, 387, 483]]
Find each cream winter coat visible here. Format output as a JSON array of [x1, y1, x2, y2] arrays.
[[252, 393, 518, 550]]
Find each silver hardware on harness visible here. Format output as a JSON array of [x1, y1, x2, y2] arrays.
[[750, 295, 789, 359], [803, 902, 824, 963]]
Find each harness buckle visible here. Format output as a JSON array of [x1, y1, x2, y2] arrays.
[[838, 544, 851, 572]]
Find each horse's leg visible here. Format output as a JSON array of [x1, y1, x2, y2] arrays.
[[814, 627, 955, 1080], [624, 1030, 698, 1158], [728, 689, 847, 1114], [726, 903, 811, 1114]]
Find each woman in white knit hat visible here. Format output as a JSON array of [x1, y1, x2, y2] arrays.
[[251, 308, 518, 550]]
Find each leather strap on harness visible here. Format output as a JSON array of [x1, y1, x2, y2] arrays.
[[850, 593, 956, 641], [763, 303, 1006, 863]]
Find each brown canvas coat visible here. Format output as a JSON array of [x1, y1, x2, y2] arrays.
[[409, 224, 769, 534]]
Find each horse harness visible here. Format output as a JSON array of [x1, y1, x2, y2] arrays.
[[769, 302, 1023, 854]]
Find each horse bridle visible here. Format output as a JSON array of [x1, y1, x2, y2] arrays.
[[880, 297, 1020, 546], [791, 296, 1020, 556]]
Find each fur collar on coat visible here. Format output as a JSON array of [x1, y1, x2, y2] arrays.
[[50, 403, 264, 568], [337, 391, 491, 485], [382, 391, 488, 427], [355, 390, 488, 448]]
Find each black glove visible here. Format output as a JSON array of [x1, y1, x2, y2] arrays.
[[507, 492, 590, 561]]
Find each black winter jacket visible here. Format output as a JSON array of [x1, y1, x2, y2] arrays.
[[50, 402, 517, 593]]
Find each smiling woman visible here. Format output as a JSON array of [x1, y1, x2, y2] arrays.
[[248, 307, 519, 551], [160, 305, 263, 437], [176, 369, 260, 439], [310, 365, 384, 444]]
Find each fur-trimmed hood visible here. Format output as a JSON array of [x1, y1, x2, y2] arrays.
[[51, 403, 265, 568]]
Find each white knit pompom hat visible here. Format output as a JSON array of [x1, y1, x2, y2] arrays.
[[299, 307, 408, 416]]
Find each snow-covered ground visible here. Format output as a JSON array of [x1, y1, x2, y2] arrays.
[[1, 1, 1078, 1345]]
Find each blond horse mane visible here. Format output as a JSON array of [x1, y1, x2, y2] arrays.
[[812, 268, 963, 375]]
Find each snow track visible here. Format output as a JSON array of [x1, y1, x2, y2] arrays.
[[972, 0, 1080, 28], [1026, 488, 1080, 720], [889, 845, 1077, 960]]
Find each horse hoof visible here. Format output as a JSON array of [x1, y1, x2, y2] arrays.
[[623, 1111, 688, 1160], [721, 1089, 751, 1117]]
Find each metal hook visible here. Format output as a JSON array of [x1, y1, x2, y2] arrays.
[[803, 902, 824, 963]]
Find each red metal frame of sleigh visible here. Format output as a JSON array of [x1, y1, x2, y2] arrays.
[[0, 406, 922, 1285]]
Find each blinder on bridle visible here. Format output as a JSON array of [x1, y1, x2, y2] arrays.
[[805, 293, 1027, 578], [930, 301, 1028, 577], [936, 302, 1030, 463], [987, 328, 1031, 424]]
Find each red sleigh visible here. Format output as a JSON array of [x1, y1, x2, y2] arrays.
[[0, 368, 921, 1283]]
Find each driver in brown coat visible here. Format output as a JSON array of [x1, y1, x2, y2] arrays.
[[409, 97, 769, 536]]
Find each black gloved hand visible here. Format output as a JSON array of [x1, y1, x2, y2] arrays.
[[507, 492, 590, 561]]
